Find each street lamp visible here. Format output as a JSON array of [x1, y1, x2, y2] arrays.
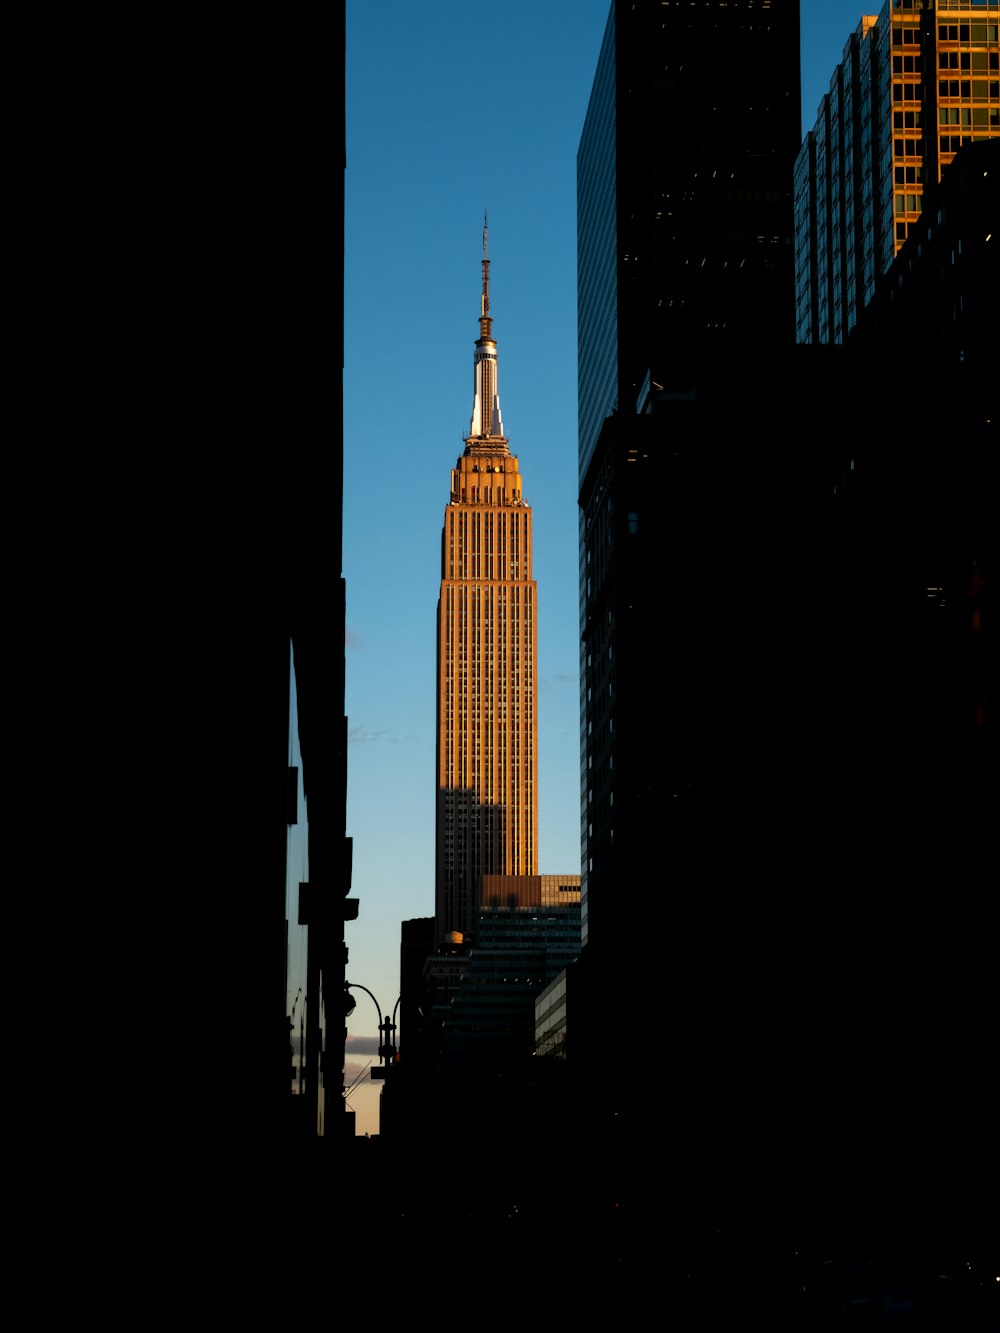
[[345, 982, 399, 1080]]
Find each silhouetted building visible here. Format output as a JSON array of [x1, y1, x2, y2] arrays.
[[198, 5, 352, 1153], [397, 915, 435, 1069], [578, 0, 801, 485], [795, 0, 999, 344], [570, 0, 996, 1231], [792, 13, 996, 805], [437, 883, 581, 1069], [384, 879, 580, 1153], [824, 136, 997, 806], [413, 876, 581, 1070], [138, 3, 356, 1293], [435, 224, 538, 945], [576, 0, 802, 962], [283, 4, 355, 1150]]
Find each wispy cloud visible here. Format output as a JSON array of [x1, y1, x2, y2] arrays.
[[349, 725, 395, 743], [541, 672, 579, 688]]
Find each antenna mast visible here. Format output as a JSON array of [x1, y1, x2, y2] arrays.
[[480, 209, 492, 339]]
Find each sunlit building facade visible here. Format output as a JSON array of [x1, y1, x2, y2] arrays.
[[795, 0, 999, 344], [435, 227, 538, 946]]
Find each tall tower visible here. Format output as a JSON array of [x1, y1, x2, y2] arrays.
[[435, 222, 538, 946], [576, 0, 802, 944]]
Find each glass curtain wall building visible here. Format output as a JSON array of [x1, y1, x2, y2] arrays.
[[576, 0, 801, 948]]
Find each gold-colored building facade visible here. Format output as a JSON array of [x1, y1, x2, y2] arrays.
[[883, 0, 999, 263], [435, 228, 538, 945], [480, 874, 581, 910]]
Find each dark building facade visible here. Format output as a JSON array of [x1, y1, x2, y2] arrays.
[[825, 137, 997, 828], [436, 886, 581, 1069], [792, 14, 997, 835], [576, 0, 802, 952], [578, 0, 801, 487], [118, 5, 361, 1302], [177, 10, 352, 1160], [570, 0, 995, 1233]]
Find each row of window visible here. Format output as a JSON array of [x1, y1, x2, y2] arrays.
[[937, 78, 1000, 96], [940, 127, 997, 152], [941, 103, 998, 121], [443, 651, 531, 671], [443, 653, 531, 668], [939, 49, 998, 69], [443, 706, 533, 724], [937, 23, 999, 44], [448, 703, 536, 714]]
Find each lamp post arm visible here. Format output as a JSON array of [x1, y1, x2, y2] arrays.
[[346, 981, 383, 1035]]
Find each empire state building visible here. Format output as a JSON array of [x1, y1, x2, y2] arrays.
[[435, 225, 538, 946]]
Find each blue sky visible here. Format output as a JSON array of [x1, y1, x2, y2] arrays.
[[336, 0, 871, 1134]]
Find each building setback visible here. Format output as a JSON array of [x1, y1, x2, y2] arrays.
[[435, 224, 538, 947]]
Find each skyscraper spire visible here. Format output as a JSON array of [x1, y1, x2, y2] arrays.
[[480, 209, 491, 339], [469, 214, 505, 443]]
